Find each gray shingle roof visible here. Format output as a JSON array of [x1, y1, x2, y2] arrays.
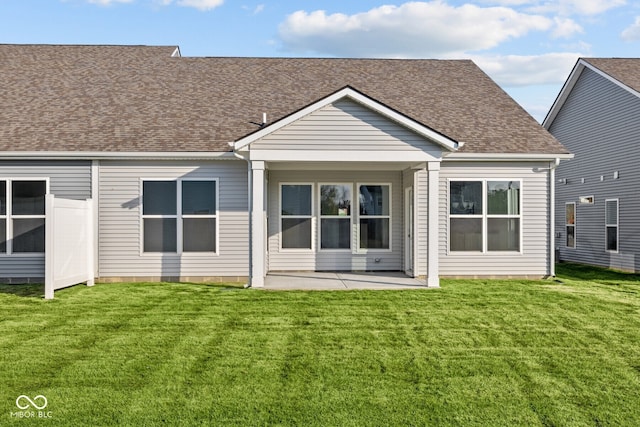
[[583, 58, 640, 95], [0, 44, 568, 154]]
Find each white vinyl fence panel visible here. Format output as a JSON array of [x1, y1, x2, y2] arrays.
[[45, 195, 95, 299]]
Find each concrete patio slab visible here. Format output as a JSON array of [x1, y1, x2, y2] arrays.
[[263, 272, 429, 290]]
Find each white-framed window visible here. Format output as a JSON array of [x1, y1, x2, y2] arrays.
[[358, 183, 391, 250], [579, 195, 594, 205], [319, 183, 352, 250], [141, 178, 218, 254], [449, 180, 521, 253], [605, 199, 618, 253], [0, 179, 48, 255], [565, 202, 576, 249], [280, 183, 313, 250]]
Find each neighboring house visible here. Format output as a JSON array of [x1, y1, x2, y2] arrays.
[[0, 44, 570, 289], [544, 58, 640, 272]]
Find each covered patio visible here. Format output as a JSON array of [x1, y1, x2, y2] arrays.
[[263, 271, 429, 290], [234, 87, 459, 288]]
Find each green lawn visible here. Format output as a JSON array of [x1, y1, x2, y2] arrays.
[[2, 264, 640, 426]]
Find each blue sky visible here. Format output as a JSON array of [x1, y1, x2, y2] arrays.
[[2, 0, 639, 122]]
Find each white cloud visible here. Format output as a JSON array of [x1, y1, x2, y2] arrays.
[[86, 0, 224, 9], [528, 0, 626, 16], [481, 0, 533, 5], [175, 0, 224, 11], [243, 4, 265, 15], [278, 2, 552, 57], [87, 0, 133, 5], [482, 0, 626, 16], [472, 52, 581, 87], [621, 16, 640, 41], [551, 17, 583, 38], [559, 40, 592, 52]]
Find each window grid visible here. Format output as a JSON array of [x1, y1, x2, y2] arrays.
[[280, 183, 314, 251], [0, 179, 48, 255], [449, 180, 485, 252], [141, 178, 218, 255], [357, 183, 392, 251], [565, 202, 576, 249], [181, 180, 217, 253], [605, 199, 618, 253], [487, 181, 521, 252], [448, 179, 522, 253], [319, 183, 353, 251]]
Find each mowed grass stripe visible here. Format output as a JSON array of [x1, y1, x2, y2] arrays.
[[1, 265, 640, 425]]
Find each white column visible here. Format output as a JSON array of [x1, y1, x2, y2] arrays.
[[427, 161, 440, 288], [251, 161, 266, 287]]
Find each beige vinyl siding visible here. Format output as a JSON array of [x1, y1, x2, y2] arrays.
[[98, 160, 249, 278], [551, 67, 640, 272], [0, 160, 91, 280], [268, 170, 404, 271], [257, 99, 442, 155], [439, 161, 550, 277]]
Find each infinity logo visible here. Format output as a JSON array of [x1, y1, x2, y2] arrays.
[[16, 395, 48, 410]]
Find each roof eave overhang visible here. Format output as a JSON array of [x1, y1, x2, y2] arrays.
[[233, 86, 459, 152], [444, 153, 574, 161], [0, 151, 236, 161]]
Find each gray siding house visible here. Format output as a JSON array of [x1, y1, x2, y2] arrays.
[[544, 58, 640, 272], [0, 44, 570, 288]]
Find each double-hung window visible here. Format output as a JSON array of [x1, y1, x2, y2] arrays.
[[0, 180, 47, 254], [449, 180, 521, 252], [142, 179, 218, 253], [449, 181, 483, 251], [487, 181, 520, 251], [565, 202, 576, 248], [358, 184, 391, 250], [320, 184, 352, 250], [605, 199, 618, 252], [281, 184, 313, 250]]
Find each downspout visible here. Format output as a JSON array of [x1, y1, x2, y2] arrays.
[[549, 158, 560, 277], [233, 151, 253, 287]]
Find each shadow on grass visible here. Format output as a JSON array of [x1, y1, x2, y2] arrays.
[[556, 262, 640, 287], [0, 283, 45, 298], [0, 281, 247, 299], [157, 281, 247, 290]]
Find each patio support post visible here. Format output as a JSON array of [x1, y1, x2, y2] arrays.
[[427, 161, 440, 288], [250, 161, 266, 287]]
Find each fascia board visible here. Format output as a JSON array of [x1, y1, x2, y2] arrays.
[[542, 59, 586, 129], [0, 151, 237, 160], [444, 153, 574, 161]]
